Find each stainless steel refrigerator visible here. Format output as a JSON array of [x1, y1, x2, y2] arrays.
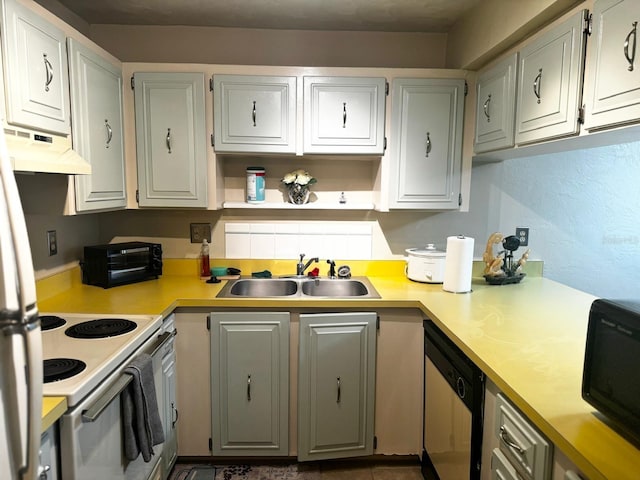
[[0, 125, 43, 480]]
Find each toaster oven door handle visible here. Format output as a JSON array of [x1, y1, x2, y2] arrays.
[[81, 375, 133, 422]]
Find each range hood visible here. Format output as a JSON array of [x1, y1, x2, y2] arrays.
[[4, 125, 91, 175]]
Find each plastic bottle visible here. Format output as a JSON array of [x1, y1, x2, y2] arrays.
[[199, 239, 210, 277]]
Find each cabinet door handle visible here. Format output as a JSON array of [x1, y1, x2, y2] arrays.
[[336, 376, 341, 403], [533, 68, 543, 104], [624, 21, 638, 72], [247, 374, 251, 401], [252, 101, 257, 126], [425, 132, 432, 157], [499, 425, 525, 455], [171, 402, 179, 428], [105, 120, 113, 148], [43, 54, 53, 92], [166, 128, 172, 153], [342, 102, 347, 128], [483, 94, 491, 122]]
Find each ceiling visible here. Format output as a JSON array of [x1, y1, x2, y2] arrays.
[[49, 0, 482, 33]]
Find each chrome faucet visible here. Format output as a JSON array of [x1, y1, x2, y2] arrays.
[[296, 254, 319, 276]]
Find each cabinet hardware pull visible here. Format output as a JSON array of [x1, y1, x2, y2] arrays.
[[105, 120, 112, 148], [342, 102, 347, 128], [624, 21, 638, 72], [43, 54, 53, 92], [166, 128, 172, 153], [336, 376, 341, 403], [499, 425, 525, 455], [483, 94, 491, 122], [533, 68, 543, 104], [425, 132, 432, 157], [252, 101, 257, 126], [171, 402, 179, 428], [247, 374, 251, 401]]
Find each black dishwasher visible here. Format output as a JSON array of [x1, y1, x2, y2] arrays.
[[422, 319, 485, 480]]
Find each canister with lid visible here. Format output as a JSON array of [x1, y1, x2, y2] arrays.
[[246, 166, 265, 203]]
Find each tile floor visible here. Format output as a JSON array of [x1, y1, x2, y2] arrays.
[[169, 460, 424, 480]]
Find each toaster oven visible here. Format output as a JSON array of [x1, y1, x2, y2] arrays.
[[82, 241, 162, 288]]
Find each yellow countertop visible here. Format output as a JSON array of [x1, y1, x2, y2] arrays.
[[42, 397, 67, 433], [35, 261, 638, 479]]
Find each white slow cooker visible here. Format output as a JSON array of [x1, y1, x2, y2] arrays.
[[405, 244, 447, 283]]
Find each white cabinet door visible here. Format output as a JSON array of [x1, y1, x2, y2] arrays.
[[210, 312, 289, 456], [303, 76, 386, 154], [515, 10, 587, 145], [134, 72, 207, 208], [389, 78, 464, 210], [584, 0, 640, 130], [298, 312, 377, 461], [67, 39, 126, 212], [213, 74, 296, 153], [474, 53, 518, 153], [0, 0, 70, 134]]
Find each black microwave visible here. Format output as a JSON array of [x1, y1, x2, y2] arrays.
[[582, 298, 640, 445], [82, 241, 162, 288]]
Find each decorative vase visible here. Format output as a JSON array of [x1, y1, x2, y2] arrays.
[[287, 184, 310, 204]]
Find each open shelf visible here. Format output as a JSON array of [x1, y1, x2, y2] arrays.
[[222, 201, 375, 210]]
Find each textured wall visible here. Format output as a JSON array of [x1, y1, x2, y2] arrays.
[[495, 141, 640, 298]]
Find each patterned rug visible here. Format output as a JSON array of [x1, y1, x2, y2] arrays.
[[169, 464, 321, 480]]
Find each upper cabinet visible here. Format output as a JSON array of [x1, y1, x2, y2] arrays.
[[213, 74, 296, 154], [133, 72, 208, 208], [584, 0, 640, 130], [514, 10, 588, 145], [303, 76, 386, 155], [67, 39, 126, 212], [0, 0, 70, 135], [474, 54, 518, 153], [388, 78, 465, 210]]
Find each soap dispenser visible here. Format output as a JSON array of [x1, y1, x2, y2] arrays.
[[199, 239, 210, 277]]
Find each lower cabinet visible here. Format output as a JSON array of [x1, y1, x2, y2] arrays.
[[298, 312, 377, 461], [209, 312, 290, 456], [39, 424, 59, 480], [160, 314, 178, 478]]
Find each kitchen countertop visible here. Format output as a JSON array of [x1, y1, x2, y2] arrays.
[[42, 397, 67, 433], [35, 261, 639, 479]]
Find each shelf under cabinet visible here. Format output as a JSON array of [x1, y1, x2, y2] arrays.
[[222, 201, 375, 210]]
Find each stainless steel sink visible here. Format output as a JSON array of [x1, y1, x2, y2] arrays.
[[300, 279, 371, 297], [216, 276, 380, 299], [226, 279, 298, 297]]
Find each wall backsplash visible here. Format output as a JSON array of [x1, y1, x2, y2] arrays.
[[18, 140, 640, 299]]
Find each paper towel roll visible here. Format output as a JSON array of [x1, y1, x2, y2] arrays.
[[443, 235, 474, 293]]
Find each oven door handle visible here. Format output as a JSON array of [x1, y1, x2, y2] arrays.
[[150, 329, 176, 357], [81, 374, 133, 422], [81, 330, 175, 422]]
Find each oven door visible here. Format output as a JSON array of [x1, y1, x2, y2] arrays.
[[58, 330, 170, 480]]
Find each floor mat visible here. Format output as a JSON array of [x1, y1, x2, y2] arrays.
[[216, 465, 319, 480]]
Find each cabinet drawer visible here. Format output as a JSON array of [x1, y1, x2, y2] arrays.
[[491, 448, 519, 480], [495, 394, 552, 480]]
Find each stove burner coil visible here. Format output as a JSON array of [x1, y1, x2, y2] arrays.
[[43, 358, 87, 383], [39, 315, 66, 331], [65, 318, 137, 339]]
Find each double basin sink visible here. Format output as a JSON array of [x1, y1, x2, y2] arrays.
[[216, 276, 380, 299]]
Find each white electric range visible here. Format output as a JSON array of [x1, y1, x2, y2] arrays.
[[40, 312, 169, 480], [40, 312, 163, 407]]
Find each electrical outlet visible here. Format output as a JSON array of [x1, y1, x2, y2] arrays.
[[190, 223, 211, 243], [516, 227, 529, 247], [47, 230, 57, 256]]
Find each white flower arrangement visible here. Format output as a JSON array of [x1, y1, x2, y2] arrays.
[[281, 169, 317, 187]]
